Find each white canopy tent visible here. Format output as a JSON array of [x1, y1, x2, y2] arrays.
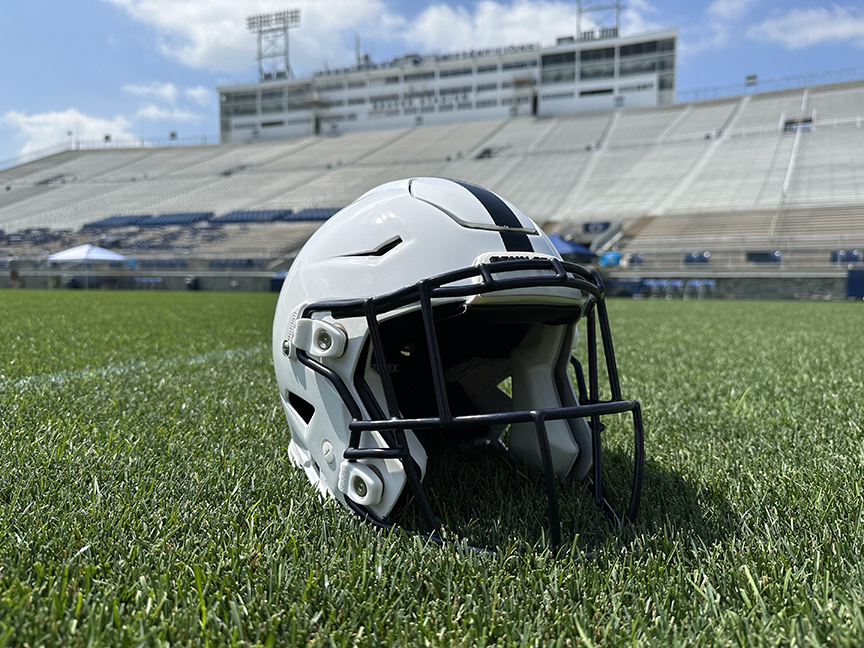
[[47, 244, 127, 289], [47, 244, 127, 262]]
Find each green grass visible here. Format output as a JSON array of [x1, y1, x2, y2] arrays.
[[1, 291, 863, 646]]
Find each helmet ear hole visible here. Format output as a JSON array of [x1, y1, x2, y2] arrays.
[[288, 391, 316, 424]]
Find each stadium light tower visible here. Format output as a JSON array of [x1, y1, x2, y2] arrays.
[[577, 0, 622, 41], [247, 9, 301, 82]]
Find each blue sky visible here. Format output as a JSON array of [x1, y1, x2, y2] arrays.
[[1, 0, 863, 162]]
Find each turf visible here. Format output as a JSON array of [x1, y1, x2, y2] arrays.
[[1, 291, 863, 647]]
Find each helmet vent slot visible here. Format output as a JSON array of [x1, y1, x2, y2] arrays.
[[288, 391, 315, 424], [344, 236, 403, 258]]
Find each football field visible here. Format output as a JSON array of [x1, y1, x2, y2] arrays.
[[1, 291, 863, 646]]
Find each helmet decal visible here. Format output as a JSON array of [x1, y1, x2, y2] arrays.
[[450, 179, 535, 252]]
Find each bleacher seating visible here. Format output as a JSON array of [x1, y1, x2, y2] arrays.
[[211, 209, 292, 224], [3, 77, 864, 273], [139, 212, 213, 227], [83, 215, 151, 230], [288, 207, 342, 221], [209, 259, 263, 269]]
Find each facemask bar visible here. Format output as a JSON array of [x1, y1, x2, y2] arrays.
[[294, 258, 644, 550]]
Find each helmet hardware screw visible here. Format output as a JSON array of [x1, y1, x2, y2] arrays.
[[352, 475, 367, 498], [322, 441, 335, 463], [316, 330, 332, 351], [282, 340, 291, 356]]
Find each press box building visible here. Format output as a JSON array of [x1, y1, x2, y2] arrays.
[[218, 27, 678, 143]]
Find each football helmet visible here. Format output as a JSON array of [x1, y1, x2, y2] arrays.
[[272, 178, 643, 549]]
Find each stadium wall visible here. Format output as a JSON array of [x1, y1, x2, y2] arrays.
[[3, 267, 854, 300], [0, 270, 276, 292]]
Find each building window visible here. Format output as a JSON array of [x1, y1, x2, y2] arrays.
[[347, 80, 366, 89], [261, 89, 286, 114], [222, 92, 258, 117], [405, 90, 435, 100], [404, 71, 435, 82], [580, 47, 615, 81], [439, 85, 472, 97], [541, 68, 576, 85], [440, 67, 472, 78], [579, 88, 613, 96], [502, 60, 537, 70], [347, 97, 366, 105], [619, 38, 675, 78], [477, 64, 498, 74], [541, 51, 576, 66], [619, 39, 675, 57], [385, 75, 400, 84], [476, 99, 498, 108], [476, 83, 498, 92]]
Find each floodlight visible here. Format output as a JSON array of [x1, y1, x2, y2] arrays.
[[246, 9, 301, 82]]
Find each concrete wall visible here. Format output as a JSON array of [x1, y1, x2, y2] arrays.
[[712, 276, 848, 300], [0, 271, 279, 292], [605, 272, 853, 300]]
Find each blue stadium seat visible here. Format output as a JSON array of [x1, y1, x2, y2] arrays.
[[211, 209, 293, 224], [684, 251, 711, 264], [139, 212, 214, 227], [288, 207, 342, 221], [83, 215, 152, 230]]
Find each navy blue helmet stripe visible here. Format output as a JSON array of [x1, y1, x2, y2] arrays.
[[452, 180, 534, 252]]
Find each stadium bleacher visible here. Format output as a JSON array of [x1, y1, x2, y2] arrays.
[[2, 77, 864, 293], [138, 212, 213, 227], [211, 209, 292, 224]]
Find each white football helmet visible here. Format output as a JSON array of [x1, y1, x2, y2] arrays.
[[272, 178, 643, 548]]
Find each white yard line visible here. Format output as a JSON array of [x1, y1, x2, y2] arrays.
[[2, 344, 269, 393]]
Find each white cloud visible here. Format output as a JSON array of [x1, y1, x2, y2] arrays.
[[680, 0, 757, 56], [185, 86, 213, 106], [621, 0, 666, 36], [748, 5, 864, 49], [135, 104, 203, 121], [398, 1, 577, 52], [708, 0, 756, 22], [102, 0, 624, 75], [2, 109, 138, 154], [123, 81, 179, 103], [101, 0, 390, 74]]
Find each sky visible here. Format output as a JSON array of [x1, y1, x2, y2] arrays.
[[1, 0, 863, 163]]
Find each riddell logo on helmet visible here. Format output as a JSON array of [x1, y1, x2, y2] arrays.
[[488, 254, 545, 263], [476, 251, 556, 265]]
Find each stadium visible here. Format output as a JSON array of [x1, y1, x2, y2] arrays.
[[2, 14, 863, 299], [2, 4, 864, 646]]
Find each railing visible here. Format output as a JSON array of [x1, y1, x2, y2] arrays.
[[678, 64, 864, 104], [626, 233, 864, 253]]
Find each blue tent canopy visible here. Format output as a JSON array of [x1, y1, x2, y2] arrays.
[[547, 234, 595, 259]]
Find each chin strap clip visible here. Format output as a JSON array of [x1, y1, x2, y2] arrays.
[[283, 306, 348, 359]]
